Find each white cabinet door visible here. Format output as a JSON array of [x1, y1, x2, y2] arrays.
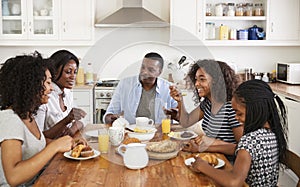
[[73, 88, 94, 124], [60, 0, 93, 41], [284, 97, 300, 155], [170, 0, 202, 45], [268, 0, 300, 41]]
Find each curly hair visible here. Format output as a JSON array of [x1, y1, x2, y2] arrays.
[[188, 59, 241, 104], [49, 49, 79, 82], [0, 51, 51, 120], [233, 79, 288, 163]]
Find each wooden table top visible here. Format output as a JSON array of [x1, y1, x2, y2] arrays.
[[34, 124, 246, 187]]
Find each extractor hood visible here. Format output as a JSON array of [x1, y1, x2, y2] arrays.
[[95, 0, 169, 28]]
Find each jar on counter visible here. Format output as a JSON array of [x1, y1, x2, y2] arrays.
[[235, 3, 244, 16], [205, 22, 215, 40], [206, 3, 212, 16], [215, 3, 223, 16], [238, 29, 248, 40], [245, 3, 253, 16], [254, 3, 264, 16], [226, 3, 235, 16]]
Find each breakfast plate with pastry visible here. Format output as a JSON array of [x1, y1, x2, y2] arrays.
[[168, 130, 198, 140], [64, 144, 100, 160], [184, 154, 225, 169]]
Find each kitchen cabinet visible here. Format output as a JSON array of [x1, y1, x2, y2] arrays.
[[60, 0, 93, 41], [0, 0, 58, 40], [277, 93, 300, 156], [267, 0, 300, 41], [73, 86, 94, 125], [170, 0, 300, 46], [0, 0, 94, 45]]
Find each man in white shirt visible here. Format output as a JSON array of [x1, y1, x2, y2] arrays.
[[104, 52, 178, 125]]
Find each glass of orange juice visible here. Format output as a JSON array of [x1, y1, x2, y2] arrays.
[[98, 128, 109, 153], [162, 115, 171, 134]]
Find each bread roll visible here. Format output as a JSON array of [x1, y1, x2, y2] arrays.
[[71, 144, 85, 158], [80, 146, 94, 157], [122, 137, 141, 145]]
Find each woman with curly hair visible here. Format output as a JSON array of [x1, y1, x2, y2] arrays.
[[35, 49, 86, 139], [190, 79, 288, 186], [0, 52, 74, 186], [169, 59, 243, 159]]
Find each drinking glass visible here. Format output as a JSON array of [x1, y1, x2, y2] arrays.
[[98, 128, 109, 153], [162, 115, 171, 134]]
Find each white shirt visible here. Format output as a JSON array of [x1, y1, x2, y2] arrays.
[[0, 109, 46, 186], [35, 82, 74, 131]]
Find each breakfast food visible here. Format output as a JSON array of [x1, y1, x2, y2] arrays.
[[146, 140, 178, 153], [180, 131, 194, 138], [71, 144, 85, 158], [199, 154, 218, 166], [80, 145, 94, 157], [71, 144, 94, 158], [122, 137, 141, 145], [133, 127, 153, 133]]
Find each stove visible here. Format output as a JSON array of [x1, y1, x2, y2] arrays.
[[94, 80, 119, 123]]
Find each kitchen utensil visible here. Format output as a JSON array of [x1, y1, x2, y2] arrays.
[[117, 143, 149, 169]]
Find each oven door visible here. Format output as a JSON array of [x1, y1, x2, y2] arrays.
[[277, 63, 288, 82], [95, 99, 111, 123]]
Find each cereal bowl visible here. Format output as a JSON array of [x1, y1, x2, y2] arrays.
[[127, 126, 157, 141]]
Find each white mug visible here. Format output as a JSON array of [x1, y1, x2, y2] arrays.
[[109, 127, 124, 146], [136, 117, 154, 127]]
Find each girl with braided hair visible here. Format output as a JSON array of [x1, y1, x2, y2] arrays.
[[170, 59, 243, 161], [190, 79, 288, 186]]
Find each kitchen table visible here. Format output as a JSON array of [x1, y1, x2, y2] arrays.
[[34, 124, 248, 187]]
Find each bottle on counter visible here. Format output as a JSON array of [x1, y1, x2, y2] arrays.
[[226, 3, 235, 16], [206, 3, 212, 16], [235, 3, 244, 16], [85, 62, 93, 84], [205, 22, 216, 40], [76, 65, 84, 85], [215, 3, 223, 16]]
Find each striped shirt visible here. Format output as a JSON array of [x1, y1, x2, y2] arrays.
[[200, 98, 241, 143]]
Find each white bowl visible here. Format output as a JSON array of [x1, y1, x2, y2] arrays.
[[127, 126, 157, 141]]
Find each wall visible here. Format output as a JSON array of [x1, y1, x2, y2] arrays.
[[1, 28, 300, 80]]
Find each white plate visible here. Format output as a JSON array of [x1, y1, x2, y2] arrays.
[[184, 157, 225, 169], [168, 131, 198, 140], [63, 149, 100, 160], [85, 130, 98, 137]]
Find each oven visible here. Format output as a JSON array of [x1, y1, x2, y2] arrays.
[[94, 80, 119, 123]]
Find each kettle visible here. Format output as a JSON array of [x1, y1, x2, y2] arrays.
[[117, 143, 149, 169], [248, 25, 265, 40]]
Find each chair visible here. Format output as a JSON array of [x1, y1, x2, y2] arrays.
[[281, 150, 300, 187]]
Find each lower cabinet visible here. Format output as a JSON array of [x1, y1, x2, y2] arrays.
[[72, 86, 94, 125], [277, 93, 300, 156]]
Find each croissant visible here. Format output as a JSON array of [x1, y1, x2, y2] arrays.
[[71, 144, 85, 158], [200, 154, 218, 166]]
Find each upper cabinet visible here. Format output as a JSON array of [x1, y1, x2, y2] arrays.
[[0, 0, 94, 45], [267, 0, 300, 41], [170, 0, 300, 46], [0, 0, 58, 40], [60, 0, 93, 41]]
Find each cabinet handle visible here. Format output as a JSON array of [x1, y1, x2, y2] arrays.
[[63, 21, 66, 32], [23, 22, 26, 32], [198, 22, 201, 33], [271, 22, 274, 32]]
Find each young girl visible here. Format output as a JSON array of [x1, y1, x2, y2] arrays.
[[190, 79, 288, 186], [169, 60, 243, 158], [0, 52, 74, 186]]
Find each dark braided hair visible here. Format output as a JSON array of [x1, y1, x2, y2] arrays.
[[188, 59, 241, 104], [0, 51, 52, 121], [233, 79, 288, 163]]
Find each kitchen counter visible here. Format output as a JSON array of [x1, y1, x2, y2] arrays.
[[269, 82, 300, 101], [73, 83, 95, 90]]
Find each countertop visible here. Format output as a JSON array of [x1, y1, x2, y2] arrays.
[[73, 83, 95, 90], [269, 82, 300, 101]]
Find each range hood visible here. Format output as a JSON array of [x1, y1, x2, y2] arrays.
[[95, 0, 169, 28]]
